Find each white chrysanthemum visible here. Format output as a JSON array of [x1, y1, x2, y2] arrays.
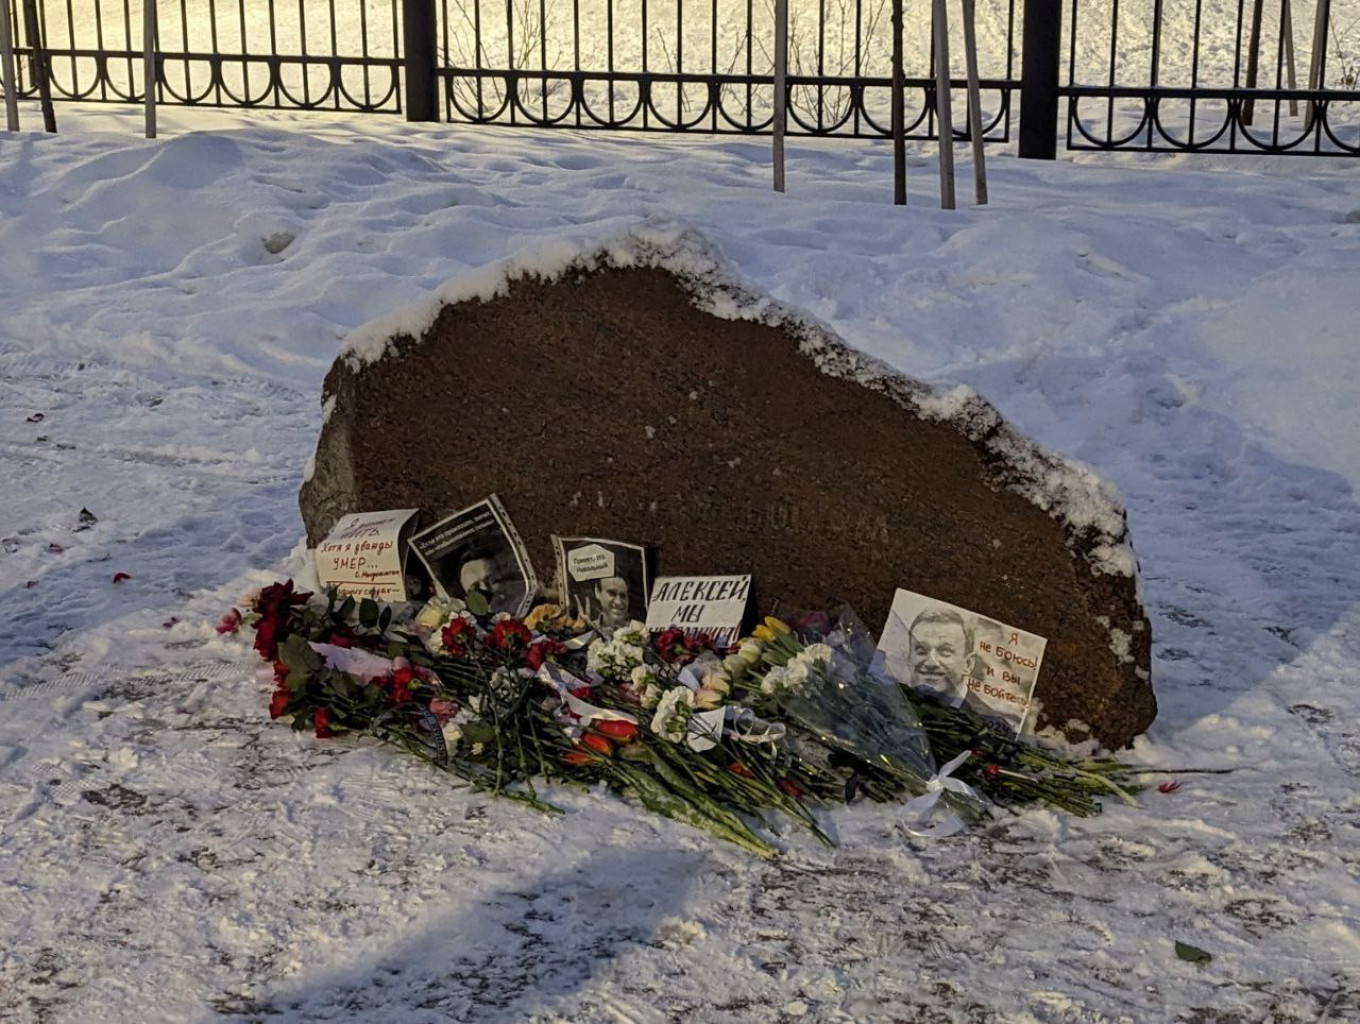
[[650, 686, 697, 743], [587, 634, 646, 678], [613, 621, 649, 646]]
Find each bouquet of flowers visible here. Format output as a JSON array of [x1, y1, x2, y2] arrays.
[[229, 583, 1158, 854]]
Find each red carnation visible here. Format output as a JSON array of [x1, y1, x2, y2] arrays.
[[313, 707, 336, 738], [326, 631, 357, 649], [390, 665, 415, 704], [440, 617, 476, 658], [525, 638, 567, 671], [252, 580, 312, 661], [489, 619, 532, 651], [268, 688, 289, 720]]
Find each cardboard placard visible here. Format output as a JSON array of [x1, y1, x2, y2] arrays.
[[645, 574, 752, 647], [874, 588, 1048, 735], [314, 509, 420, 601]]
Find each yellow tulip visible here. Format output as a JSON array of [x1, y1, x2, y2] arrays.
[[763, 616, 792, 635]]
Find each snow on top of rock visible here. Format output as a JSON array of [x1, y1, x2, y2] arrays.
[[338, 217, 1137, 578]]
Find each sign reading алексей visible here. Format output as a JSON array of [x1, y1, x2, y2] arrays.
[[645, 574, 752, 647]]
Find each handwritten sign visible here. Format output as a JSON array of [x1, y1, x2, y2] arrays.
[[645, 574, 752, 647], [315, 509, 420, 601], [874, 588, 1048, 735]]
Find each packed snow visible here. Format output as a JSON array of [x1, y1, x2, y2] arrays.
[[2, 99, 1359, 1023]]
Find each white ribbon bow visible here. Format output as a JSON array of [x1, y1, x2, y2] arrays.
[[536, 664, 639, 728], [901, 750, 976, 839]]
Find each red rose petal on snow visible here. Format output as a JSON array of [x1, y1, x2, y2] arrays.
[[112, 572, 131, 584], [1157, 780, 1182, 794], [26, 413, 44, 423], [47, 543, 65, 554]]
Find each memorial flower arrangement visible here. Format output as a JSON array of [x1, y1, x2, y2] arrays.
[[236, 583, 1155, 854]]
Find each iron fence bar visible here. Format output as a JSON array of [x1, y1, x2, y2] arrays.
[[404, 0, 437, 119], [1020, 0, 1059, 157]]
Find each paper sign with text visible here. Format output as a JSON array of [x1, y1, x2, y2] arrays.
[[315, 509, 420, 601], [645, 575, 752, 647], [874, 588, 1048, 736]]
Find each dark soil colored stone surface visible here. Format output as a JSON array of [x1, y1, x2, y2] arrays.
[[302, 262, 1155, 747]]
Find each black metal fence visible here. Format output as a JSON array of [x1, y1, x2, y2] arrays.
[[1063, 0, 1360, 154], [2, 0, 1358, 153]]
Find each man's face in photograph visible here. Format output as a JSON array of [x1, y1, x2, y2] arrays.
[[908, 618, 972, 689], [595, 575, 630, 628]]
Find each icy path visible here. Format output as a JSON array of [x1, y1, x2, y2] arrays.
[[1, 106, 1358, 1022]]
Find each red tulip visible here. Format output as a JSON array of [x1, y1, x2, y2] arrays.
[[594, 720, 638, 742], [581, 733, 614, 757]]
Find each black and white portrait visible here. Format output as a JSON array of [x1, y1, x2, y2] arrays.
[[874, 588, 1048, 736], [410, 496, 538, 617], [553, 536, 650, 631]]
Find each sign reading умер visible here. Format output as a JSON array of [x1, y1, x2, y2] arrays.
[[315, 509, 420, 601]]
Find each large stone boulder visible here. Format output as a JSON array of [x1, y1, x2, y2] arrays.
[[302, 228, 1155, 748]]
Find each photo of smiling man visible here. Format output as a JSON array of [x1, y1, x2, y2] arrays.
[[874, 589, 1048, 736]]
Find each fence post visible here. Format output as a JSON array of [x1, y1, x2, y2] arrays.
[[402, 0, 438, 122], [1018, 0, 1060, 159]]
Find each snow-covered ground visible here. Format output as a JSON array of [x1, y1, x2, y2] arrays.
[[2, 101, 1360, 1022]]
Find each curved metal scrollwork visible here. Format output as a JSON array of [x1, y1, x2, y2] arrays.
[[440, 69, 1012, 141], [14, 45, 401, 113], [1068, 89, 1360, 156]]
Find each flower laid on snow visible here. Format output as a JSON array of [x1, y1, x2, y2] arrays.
[[651, 686, 698, 743], [251, 579, 312, 660], [216, 608, 242, 635], [242, 580, 1156, 855]]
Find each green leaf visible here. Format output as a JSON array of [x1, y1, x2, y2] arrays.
[[378, 606, 393, 633], [358, 598, 380, 629], [279, 634, 322, 694], [1174, 941, 1212, 966], [464, 588, 490, 617], [337, 596, 356, 622]]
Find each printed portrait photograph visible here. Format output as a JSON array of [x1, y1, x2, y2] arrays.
[[410, 497, 537, 617], [875, 588, 1048, 736], [553, 537, 650, 632]]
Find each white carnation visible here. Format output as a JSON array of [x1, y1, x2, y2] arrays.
[[650, 686, 697, 743], [760, 665, 790, 696], [801, 643, 833, 667]]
